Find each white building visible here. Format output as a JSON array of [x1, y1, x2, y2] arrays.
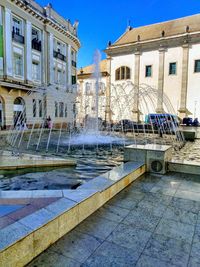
[[0, 0, 80, 129], [103, 14, 200, 122], [77, 59, 110, 123]]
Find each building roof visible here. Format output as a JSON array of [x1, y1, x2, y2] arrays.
[[112, 14, 200, 46], [78, 59, 108, 75]]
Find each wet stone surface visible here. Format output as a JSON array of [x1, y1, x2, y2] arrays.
[[28, 172, 200, 267]]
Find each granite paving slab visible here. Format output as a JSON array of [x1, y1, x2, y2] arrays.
[[141, 192, 172, 205], [143, 233, 190, 267], [122, 206, 161, 232], [179, 181, 200, 193], [76, 213, 119, 240], [137, 199, 168, 217], [117, 187, 146, 201], [82, 241, 140, 267], [150, 185, 177, 196], [94, 204, 130, 223], [27, 250, 81, 267], [163, 206, 198, 225], [107, 223, 152, 253], [50, 230, 102, 263], [136, 254, 179, 267], [0, 221, 31, 251], [170, 197, 200, 213], [175, 190, 200, 202], [18, 208, 56, 231], [108, 193, 139, 210], [155, 218, 195, 244]]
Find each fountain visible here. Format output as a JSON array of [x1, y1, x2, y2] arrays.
[[0, 50, 184, 157], [0, 49, 186, 191]]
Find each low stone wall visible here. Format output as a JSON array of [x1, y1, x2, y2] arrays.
[[0, 162, 145, 267]]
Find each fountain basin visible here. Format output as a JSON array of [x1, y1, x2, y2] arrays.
[[0, 151, 76, 170]]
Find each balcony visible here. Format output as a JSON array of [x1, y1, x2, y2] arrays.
[[12, 31, 24, 44], [53, 50, 66, 62], [32, 39, 42, 52], [72, 60, 77, 68]]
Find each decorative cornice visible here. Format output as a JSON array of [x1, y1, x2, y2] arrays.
[[105, 32, 200, 56]]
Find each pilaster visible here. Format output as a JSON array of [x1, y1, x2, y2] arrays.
[[132, 51, 141, 122], [4, 8, 12, 78], [156, 47, 166, 113], [26, 21, 32, 82], [106, 56, 112, 122], [178, 43, 189, 119], [68, 44, 72, 89], [48, 32, 54, 84]]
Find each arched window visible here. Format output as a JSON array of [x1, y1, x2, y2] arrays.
[[115, 66, 131, 80]]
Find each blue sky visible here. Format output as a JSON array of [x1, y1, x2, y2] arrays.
[[37, 0, 199, 68]]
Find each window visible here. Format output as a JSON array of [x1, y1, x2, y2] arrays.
[[54, 39, 65, 55], [55, 102, 58, 117], [115, 66, 131, 80], [169, 62, 177, 75], [121, 67, 125, 80], [32, 61, 40, 81], [72, 75, 76, 85], [145, 65, 152, 77], [59, 102, 64, 117], [32, 28, 42, 51], [13, 53, 23, 77], [194, 60, 200, 73], [71, 50, 76, 67], [12, 17, 22, 36], [33, 99, 36, 117], [39, 100, 42, 118]]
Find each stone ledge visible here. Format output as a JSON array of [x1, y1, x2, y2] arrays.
[[0, 162, 146, 266], [168, 160, 200, 175]]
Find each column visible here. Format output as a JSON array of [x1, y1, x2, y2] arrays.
[[156, 48, 165, 113], [105, 56, 112, 122], [26, 21, 32, 82], [5, 8, 12, 77], [79, 79, 84, 123], [48, 32, 54, 84], [178, 43, 189, 119], [42, 30, 47, 85], [67, 44, 72, 89], [132, 51, 141, 122]]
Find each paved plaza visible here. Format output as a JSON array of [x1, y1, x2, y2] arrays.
[[27, 171, 200, 267]]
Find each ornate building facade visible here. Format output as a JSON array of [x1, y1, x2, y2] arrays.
[[105, 14, 200, 122], [0, 0, 80, 129]]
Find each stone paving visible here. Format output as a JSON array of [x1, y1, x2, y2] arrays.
[[27, 172, 200, 267], [172, 139, 200, 163], [0, 198, 60, 230]]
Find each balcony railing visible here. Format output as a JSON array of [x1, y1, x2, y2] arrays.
[[32, 39, 42, 52], [12, 31, 24, 44], [72, 60, 77, 68], [53, 50, 66, 62]]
